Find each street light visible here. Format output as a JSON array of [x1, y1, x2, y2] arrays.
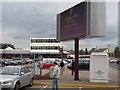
[[108, 44, 110, 58], [59, 47, 63, 59]]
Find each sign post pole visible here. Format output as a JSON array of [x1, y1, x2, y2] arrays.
[[74, 39, 79, 80]]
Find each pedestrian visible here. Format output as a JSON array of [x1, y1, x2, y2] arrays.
[[71, 60, 75, 76], [52, 62, 60, 90], [60, 60, 64, 75], [37, 59, 43, 75]]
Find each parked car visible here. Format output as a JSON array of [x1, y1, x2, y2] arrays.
[[3, 59, 17, 66], [109, 59, 117, 63], [0, 66, 34, 90], [116, 60, 120, 64], [9, 59, 19, 65], [24, 58, 33, 64], [79, 60, 90, 70], [42, 61, 56, 69], [68, 60, 90, 70], [55, 59, 68, 64], [13, 58, 25, 65], [0, 58, 5, 66]]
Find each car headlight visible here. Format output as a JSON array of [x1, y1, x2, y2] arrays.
[[2, 80, 13, 84]]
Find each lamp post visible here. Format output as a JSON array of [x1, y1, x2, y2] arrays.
[[108, 44, 110, 58], [59, 47, 63, 59], [33, 53, 36, 75]]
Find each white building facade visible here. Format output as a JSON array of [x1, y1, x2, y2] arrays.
[[30, 38, 62, 57]]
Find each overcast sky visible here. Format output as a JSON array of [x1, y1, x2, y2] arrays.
[[0, 0, 119, 51]]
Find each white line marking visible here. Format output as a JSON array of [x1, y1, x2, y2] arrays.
[[40, 85, 48, 90]]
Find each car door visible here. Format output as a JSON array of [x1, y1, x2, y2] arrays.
[[19, 67, 29, 87], [24, 67, 32, 85]]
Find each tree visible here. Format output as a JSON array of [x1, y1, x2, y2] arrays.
[[0, 43, 15, 49], [114, 47, 120, 58], [79, 49, 85, 55]]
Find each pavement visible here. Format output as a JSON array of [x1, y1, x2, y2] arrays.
[[27, 64, 119, 88]]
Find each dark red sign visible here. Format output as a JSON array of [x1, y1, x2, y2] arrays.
[[57, 2, 87, 41]]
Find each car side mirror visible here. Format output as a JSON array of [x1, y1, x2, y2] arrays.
[[20, 72, 25, 75]]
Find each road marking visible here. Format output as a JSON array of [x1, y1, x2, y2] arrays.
[[33, 83, 120, 88], [40, 85, 48, 90]]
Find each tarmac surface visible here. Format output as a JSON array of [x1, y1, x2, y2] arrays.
[[27, 64, 119, 88]]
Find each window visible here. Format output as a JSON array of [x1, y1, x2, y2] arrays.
[[24, 67, 30, 73], [20, 67, 26, 73], [31, 39, 36, 43]]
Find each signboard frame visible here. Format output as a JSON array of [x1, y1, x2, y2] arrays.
[[57, 1, 106, 41]]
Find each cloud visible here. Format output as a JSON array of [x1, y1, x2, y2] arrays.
[[1, 1, 118, 51]]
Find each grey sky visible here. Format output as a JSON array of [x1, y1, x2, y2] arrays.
[[1, 1, 118, 51]]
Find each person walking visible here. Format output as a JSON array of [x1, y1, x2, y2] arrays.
[[60, 60, 64, 75], [71, 60, 75, 76], [52, 62, 60, 90], [37, 59, 43, 75]]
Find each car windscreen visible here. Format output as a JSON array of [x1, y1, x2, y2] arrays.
[[79, 61, 89, 64], [0, 67, 20, 75]]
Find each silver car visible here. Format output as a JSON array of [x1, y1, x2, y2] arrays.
[[0, 66, 34, 90]]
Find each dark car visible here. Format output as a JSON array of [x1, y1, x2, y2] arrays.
[[3, 59, 12, 66], [0, 58, 6, 66], [79, 60, 90, 70], [68, 60, 90, 70]]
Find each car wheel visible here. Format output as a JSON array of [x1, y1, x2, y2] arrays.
[[14, 82, 20, 90], [28, 78, 33, 87]]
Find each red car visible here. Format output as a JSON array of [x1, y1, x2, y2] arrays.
[[116, 60, 120, 64], [42, 61, 56, 68]]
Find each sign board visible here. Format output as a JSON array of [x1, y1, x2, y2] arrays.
[[57, 1, 106, 41], [90, 53, 109, 82]]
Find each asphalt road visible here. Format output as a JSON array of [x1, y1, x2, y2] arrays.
[[23, 63, 120, 90], [109, 63, 120, 70], [22, 85, 120, 90]]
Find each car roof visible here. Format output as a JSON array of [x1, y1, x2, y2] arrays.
[[44, 61, 55, 62], [4, 66, 25, 68]]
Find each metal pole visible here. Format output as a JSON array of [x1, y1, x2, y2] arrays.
[[20, 53, 22, 66], [74, 39, 79, 80], [108, 44, 110, 58], [34, 53, 36, 75]]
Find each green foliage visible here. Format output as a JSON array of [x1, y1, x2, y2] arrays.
[[0, 43, 15, 49], [79, 49, 85, 55], [114, 47, 120, 58]]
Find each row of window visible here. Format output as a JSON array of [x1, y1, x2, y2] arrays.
[[31, 39, 60, 43], [31, 46, 60, 50]]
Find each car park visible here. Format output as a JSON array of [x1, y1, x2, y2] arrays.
[[0, 66, 34, 90]]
